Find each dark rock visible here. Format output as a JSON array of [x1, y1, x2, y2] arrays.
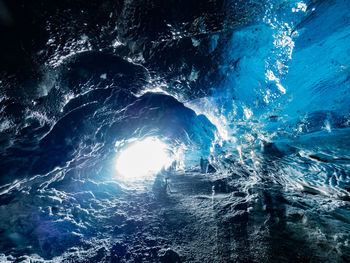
[[159, 249, 181, 263]]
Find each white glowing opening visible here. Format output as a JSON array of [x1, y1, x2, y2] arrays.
[[115, 137, 172, 181]]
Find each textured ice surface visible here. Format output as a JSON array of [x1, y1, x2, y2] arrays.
[[0, 0, 350, 262]]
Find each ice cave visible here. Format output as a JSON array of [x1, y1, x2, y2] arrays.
[[0, 0, 350, 262]]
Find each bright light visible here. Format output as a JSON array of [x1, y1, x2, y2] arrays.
[[115, 137, 172, 181]]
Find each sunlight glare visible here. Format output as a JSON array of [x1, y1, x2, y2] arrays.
[[115, 137, 172, 181]]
